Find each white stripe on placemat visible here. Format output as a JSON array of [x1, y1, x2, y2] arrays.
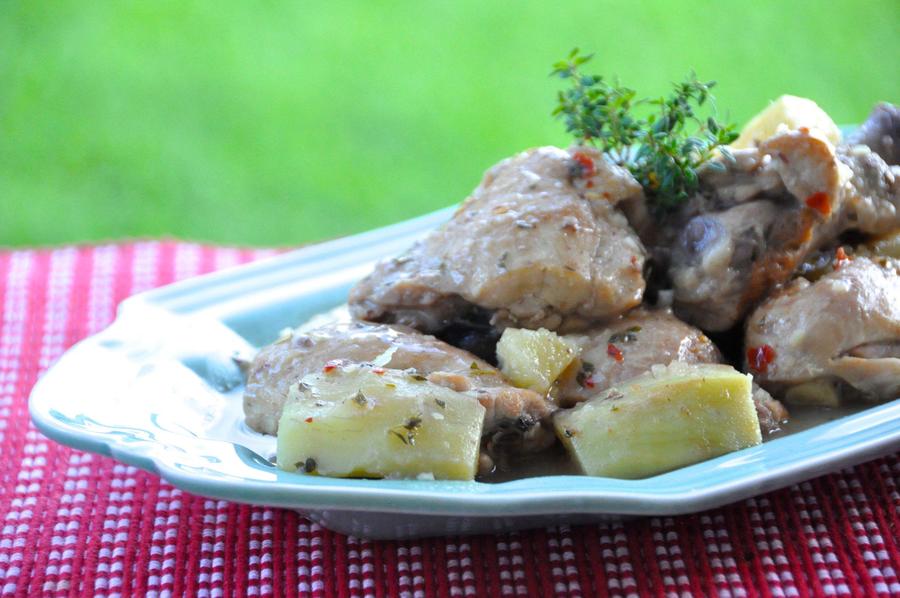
[[173, 243, 202, 282], [9, 249, 76, 595], [747, 496, 798, 596], [0, 252, 33, 460], [131, 243, 161, 295]]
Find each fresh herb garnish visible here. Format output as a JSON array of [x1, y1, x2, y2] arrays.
[[552, 48, 738, 214]]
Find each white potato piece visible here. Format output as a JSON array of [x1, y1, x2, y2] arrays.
[[496, 327, 581, 394], [867, 229, 900, 259], [733, 95, 841, 149], [277, 365, 485, 480], [554, 362, 761, 479]]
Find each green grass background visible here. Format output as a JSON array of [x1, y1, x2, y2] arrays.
[[1, 1, 898, 248]]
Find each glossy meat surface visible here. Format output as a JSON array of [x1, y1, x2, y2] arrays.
[[243, 321, 555, 452], [644, 129, 899, 331], [846, 102, 900, 165], [745, 256, 900, 402], [349, 146, 646, 333], [552, 308, 786, 433], [557, 308, 721, 405]]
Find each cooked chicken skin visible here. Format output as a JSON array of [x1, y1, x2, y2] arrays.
[[647, 128, 899, 331], [243, 321, 555, 452], [555, 308, 787, 434], [349, 146, 647, 333], [846, 102, 900, 166], [752, 385, 790, 434], [745, 255, 900, 403], [557, 308, 721, 405]]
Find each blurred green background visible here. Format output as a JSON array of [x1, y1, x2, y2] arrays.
[[1, 1, 898, 248]]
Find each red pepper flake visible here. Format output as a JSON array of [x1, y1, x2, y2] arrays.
[[323, 360, 340, 373], [834, 246, 850, 270], [584, 377, 596, 389], [304, 417, 314, 423], [372, 367, 386, 375], [586, 180, 594, 188], [798, 126, 810, 134], [746, 344, 776, 374], [630, 255, 639, 268], [572, 151, 595, 178], [805, 192, 831, 216], [607, 343, 624, 362]]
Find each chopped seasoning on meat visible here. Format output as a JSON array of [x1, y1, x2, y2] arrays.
[[833, 246, 850, 270], [607, 343, 624, 362], [805, 192, 831, 216], [570, 151, 596, 178], [608, 326, 641, 344], [746, 344, 776, 374]]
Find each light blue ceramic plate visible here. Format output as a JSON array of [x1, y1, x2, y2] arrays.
[[29, 206, 900, 539]]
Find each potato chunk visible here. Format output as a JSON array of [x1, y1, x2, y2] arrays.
[[554, 363, 761, 479], [867, 229, 900, 259], [733, 95, 841, 149], [496, 327, 580, 394], [277, 365, 485, 480]]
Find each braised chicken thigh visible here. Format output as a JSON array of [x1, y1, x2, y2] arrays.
[[745, 255, 900, 404], [846, 103, 900, 166], [638, 127, 899, 331], [244, 321, 555, 454], [557, 308, 721, 405], [350, 146, 647, 334]]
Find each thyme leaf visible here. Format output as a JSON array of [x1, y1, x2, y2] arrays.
[[552, 49, 739, 214]]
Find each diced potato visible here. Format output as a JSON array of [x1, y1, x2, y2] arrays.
[[732, 95, 841, 149], [554, 363, 761, 479], [276, 365, 485, 480], [783, 379, 841, 407], [868, 229, 900, 259], [496, 327, 580, 394]]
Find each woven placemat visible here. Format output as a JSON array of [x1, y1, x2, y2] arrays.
[[1, 243, 897, 597]]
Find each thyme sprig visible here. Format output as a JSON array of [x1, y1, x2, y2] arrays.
[[552, 49, 738, 213]]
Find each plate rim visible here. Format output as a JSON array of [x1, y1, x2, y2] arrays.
[[28, 205, 900, 518]]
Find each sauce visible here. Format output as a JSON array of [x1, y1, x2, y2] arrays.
[[477, 403, 869, 482]]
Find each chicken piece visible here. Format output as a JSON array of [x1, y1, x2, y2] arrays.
[[557, 308, 721, 405], [837, 144, 900, 235], [557, 308, 788, 434], [752, 385, 791, 434], [745, 255, 900, 403], [349, 146, 647, 334], [243, 321, 555, 454], [845, 102, 900, 166], [644, 127, 899, 331]]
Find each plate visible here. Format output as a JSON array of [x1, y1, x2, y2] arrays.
[[29, 206, 900, 539]]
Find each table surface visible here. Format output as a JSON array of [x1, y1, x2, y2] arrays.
[[2, 242, 898, 597]]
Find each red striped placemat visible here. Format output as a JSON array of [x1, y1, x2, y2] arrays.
[[2, 242, 898, 597]]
